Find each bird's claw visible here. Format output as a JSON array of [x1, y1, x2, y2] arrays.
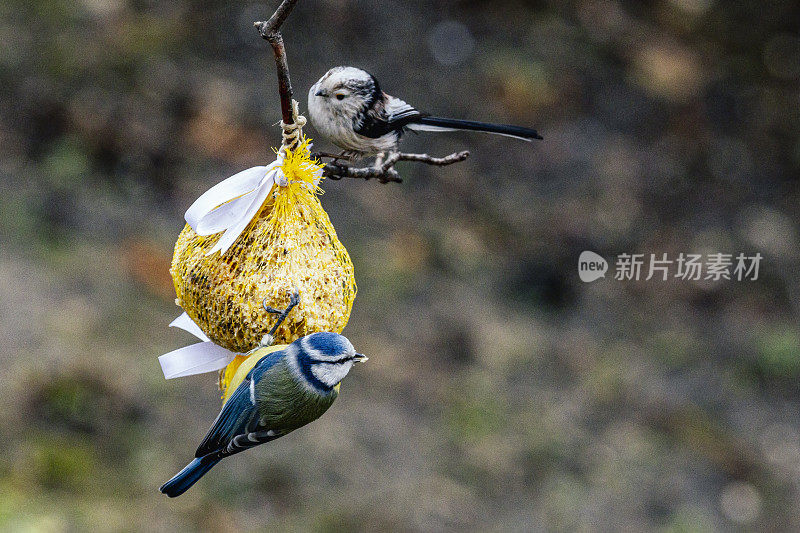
[[263, 289, 302, 338], [287, 288, 300, 306], [263, 290, 299, 315]]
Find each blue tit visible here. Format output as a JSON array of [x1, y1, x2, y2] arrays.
[[160, 331, 367, 497]]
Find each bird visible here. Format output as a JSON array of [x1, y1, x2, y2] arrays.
[[307, 66, 542, 157], [159, 331, 367, 497]]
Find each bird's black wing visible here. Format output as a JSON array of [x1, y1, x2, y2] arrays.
[[194, 351, 285, 458], [354, 94, 425, 139]]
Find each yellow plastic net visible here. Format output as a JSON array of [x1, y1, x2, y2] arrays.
[[170, 139, 357, 364]]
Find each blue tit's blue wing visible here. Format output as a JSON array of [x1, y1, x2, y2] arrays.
[[194, 350, 286, 458]]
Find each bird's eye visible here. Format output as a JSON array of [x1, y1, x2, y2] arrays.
[[335, 93, 346, 100]]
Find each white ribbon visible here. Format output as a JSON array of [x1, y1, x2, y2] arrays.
[[183, 154, 322, 256], [185, 161, 283, 256], [158, 313, 237, 379]]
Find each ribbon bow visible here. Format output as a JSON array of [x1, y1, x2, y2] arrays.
[[184, 160, 287, 256], [185, 154, 323, 255]]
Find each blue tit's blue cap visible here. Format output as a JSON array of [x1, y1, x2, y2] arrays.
[[300, 332, 354, 357]]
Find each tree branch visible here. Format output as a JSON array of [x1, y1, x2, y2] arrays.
[[321, 151, 470, 184], [254, 0, 300, 126]]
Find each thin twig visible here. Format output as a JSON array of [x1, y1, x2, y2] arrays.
[[323, 162, 403, 184], [311, 151, 355, 162], [322, 150, 470, 184], [254, 0, 300, 126], [256, 0, 299, 35]]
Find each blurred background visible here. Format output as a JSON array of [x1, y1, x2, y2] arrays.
[[1, 0, 799, 530]]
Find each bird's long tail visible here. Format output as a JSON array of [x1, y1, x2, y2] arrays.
[[160, 455, 221, 497], [407, 116, 542, 141]]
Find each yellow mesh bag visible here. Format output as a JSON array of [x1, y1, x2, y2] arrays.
[[170, 139, 357, 366]]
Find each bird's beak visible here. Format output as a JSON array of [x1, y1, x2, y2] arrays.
[[315, 88, 329, 97], [352, 353, 368, 363]]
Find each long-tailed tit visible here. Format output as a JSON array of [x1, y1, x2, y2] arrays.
[[307, 66, 542, 156]]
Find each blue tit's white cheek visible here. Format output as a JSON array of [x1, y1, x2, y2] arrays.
[[311, 361, 354, 388]]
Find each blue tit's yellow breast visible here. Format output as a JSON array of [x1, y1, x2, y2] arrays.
[[222, 344, 288, 404]]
